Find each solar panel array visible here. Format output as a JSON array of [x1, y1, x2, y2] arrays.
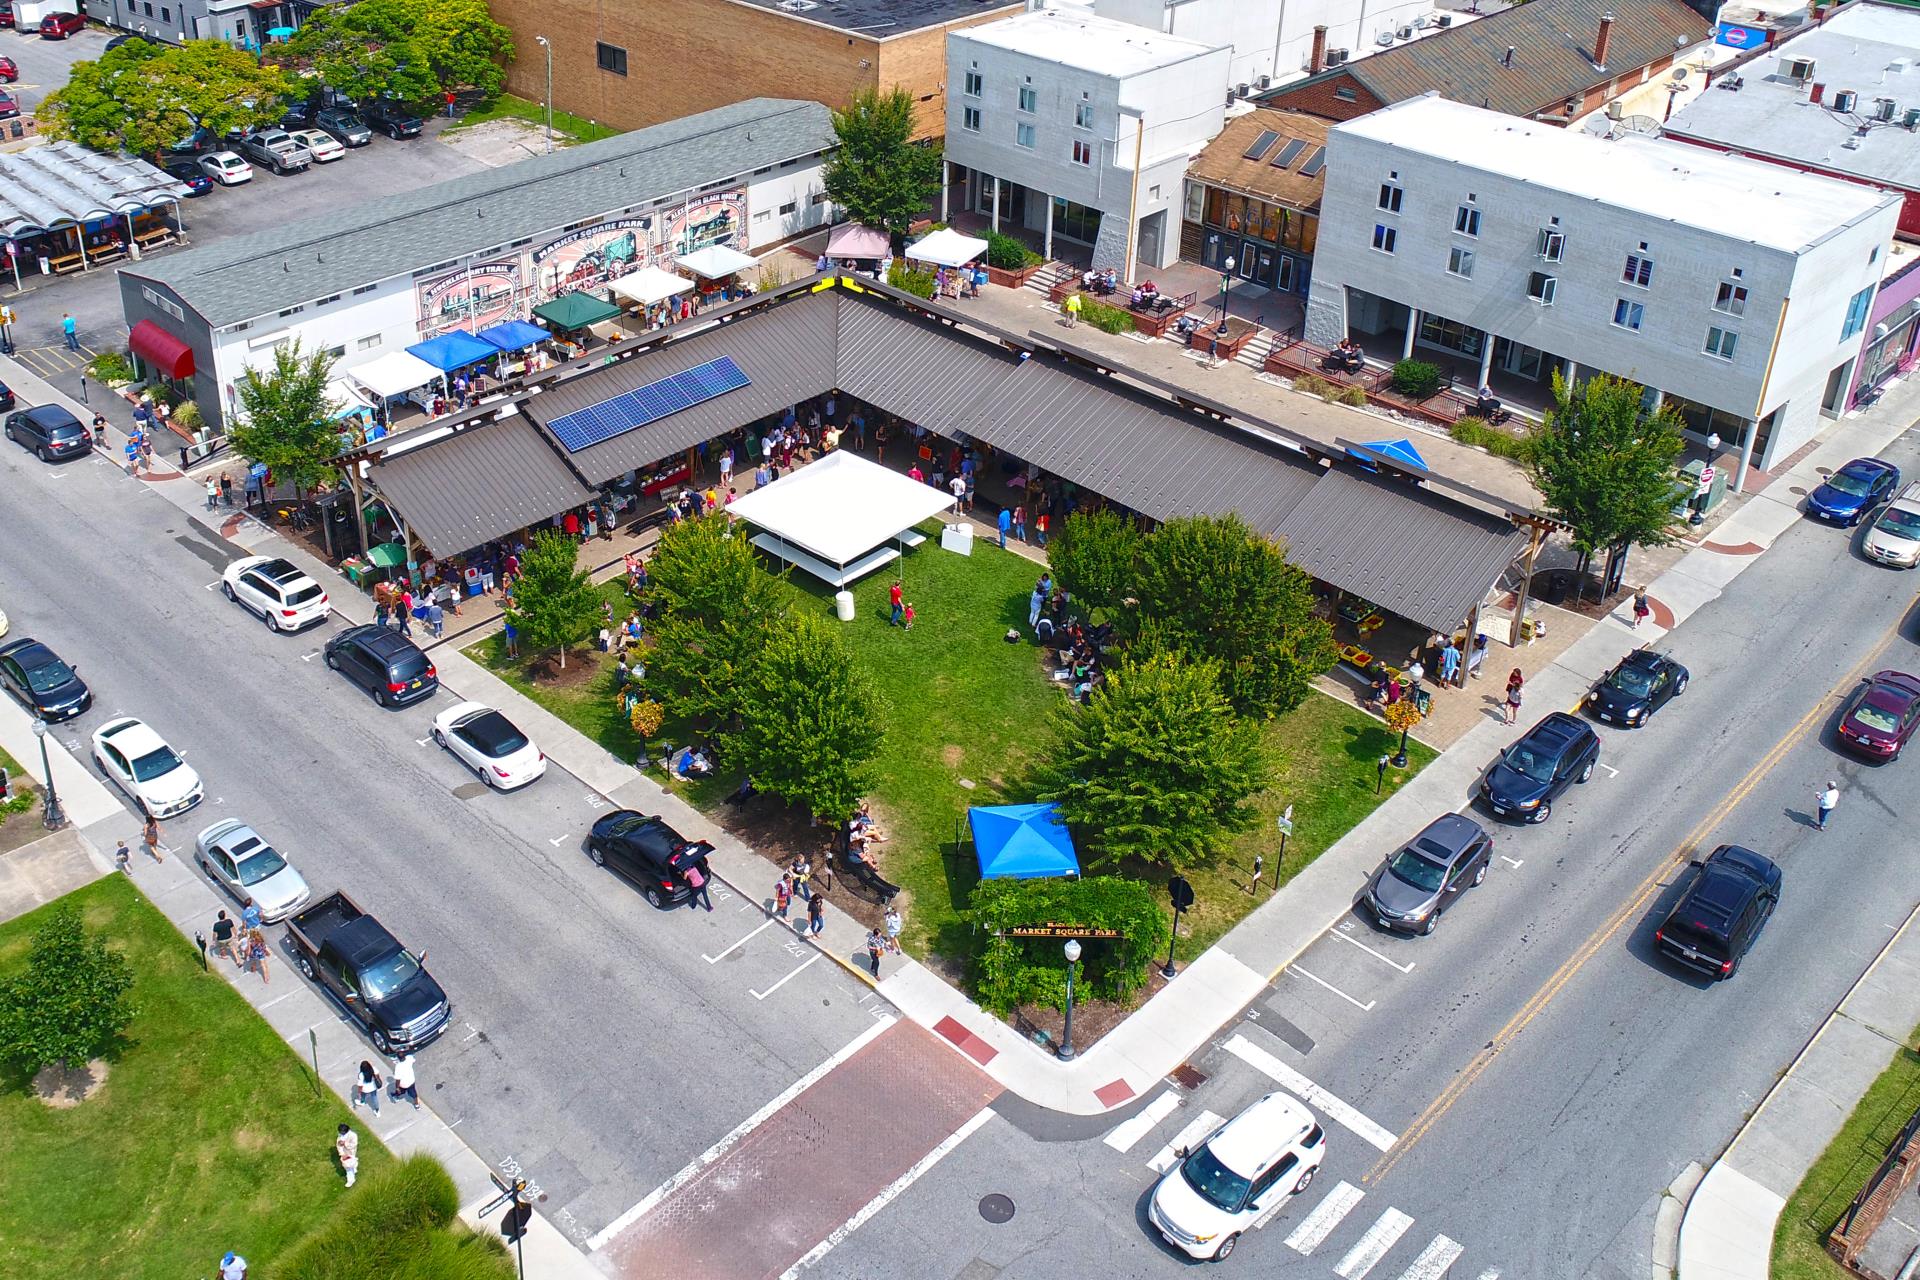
[[546, 357, 751, 454], [1270, 137, 1308, 169], [1242, 129, 1280, 161]]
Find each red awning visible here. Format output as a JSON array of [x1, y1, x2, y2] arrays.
[[128, 318, 193, 380]]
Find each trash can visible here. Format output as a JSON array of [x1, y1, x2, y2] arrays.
[[834, 589, 855, 622]]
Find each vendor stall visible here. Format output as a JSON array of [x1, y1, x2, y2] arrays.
[[674, 244, 758, 305], [824, 223, 890, 273], [727, 450, 955, 587], [343, 350, 442, 421], [407, 329, 498, 399], [610, 265, 695, 329], [905, 227, 988, 269]]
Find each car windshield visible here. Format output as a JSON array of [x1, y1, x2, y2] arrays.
[[24, 658, 74, 693], [235, 844, 289, 885], [1878, 508, 1920, 538], [1854, 703, 1902, 734], [1180, 1144, 1252, 1213], [335, 114, 365, 128], [359, 950, 422, 1001], [1826, 470, 1875, 497], [1607, 666, 1657, 697], [288, 584, 324, 606], [1387, 848, 1447, 892], [130, 745, 185, 782], [1501, 744, 1556, 783]]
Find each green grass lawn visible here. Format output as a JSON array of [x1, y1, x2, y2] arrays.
[[0, 743, 38, 817], [447, 94, 615, 145], [1772, 1021, 1920, 1280], [467, 529, 1434, 967], [0, 876, 386, 1280]]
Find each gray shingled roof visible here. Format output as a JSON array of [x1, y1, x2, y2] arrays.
[[121, 98, 835, 328]]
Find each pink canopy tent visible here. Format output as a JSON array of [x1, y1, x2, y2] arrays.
[[825, 223, 890, 261]]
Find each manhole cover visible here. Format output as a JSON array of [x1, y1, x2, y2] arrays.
[[979, 1194, 1015, 1223]]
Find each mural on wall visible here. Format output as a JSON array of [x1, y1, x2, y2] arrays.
[[530, 218, 651, 305], [415, 257, 523, 337], [666, 191, 746, 257]]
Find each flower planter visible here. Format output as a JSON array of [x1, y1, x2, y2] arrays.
[[987, 261, 1046, 289]]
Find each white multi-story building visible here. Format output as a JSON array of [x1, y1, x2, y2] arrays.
[[1092, 0, 1444, 95], [943, 8, 1231, 275], [1305, 93, 1902, 472]]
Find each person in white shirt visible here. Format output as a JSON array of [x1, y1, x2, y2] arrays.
[[335, 1124, 360, 1187], [218, 1252, 248, 1280], [1817, 781, 1839, 830], [390, 1052, 419, 1109]]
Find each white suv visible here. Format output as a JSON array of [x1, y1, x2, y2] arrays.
[[92, 716, 204, 819], [1149, 1092, 1326, 1261], [222, 555, 330, 632]]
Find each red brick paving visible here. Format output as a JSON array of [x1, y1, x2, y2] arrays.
[[934, 1014, 999, 1066], [597, 1020, 1000, 1280], [1094, 1077, 1136, 1108]]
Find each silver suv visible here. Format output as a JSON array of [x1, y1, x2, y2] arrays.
[[239, 128, 311, 175]]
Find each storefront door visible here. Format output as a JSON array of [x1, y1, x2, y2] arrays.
[[1494, 336, 1546, 381]]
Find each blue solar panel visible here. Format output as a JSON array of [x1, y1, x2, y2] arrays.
[[547, 357, 751, 453]]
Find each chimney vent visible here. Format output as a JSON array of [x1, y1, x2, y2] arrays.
[[1811, 81, 1825, 102], [1594, 14, 1615, 69], [1503, 45, 1516, 67], [1310, 24, 1329, 74]]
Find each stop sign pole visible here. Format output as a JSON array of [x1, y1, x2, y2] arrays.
[[1163, 875, 1195, 979]]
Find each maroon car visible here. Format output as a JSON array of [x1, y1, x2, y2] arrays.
[[39, 10, 85, 37], [0, 56, 18, 81], [1837, 670, 1920, 761]]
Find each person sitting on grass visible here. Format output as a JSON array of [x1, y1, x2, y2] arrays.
[[675, 746, 714, 779]]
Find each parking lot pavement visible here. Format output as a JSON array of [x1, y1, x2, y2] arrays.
[[1, 23, 115, 113]]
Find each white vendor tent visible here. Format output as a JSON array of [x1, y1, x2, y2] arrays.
[[675, 244, 758, 279], [343, 350, 441, 401], [729, 450, 956, 587], [905, 227, 988, 269], [611, 266, 694, 307]]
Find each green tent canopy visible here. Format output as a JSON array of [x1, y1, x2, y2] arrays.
[[532, 291, 621, 331], [366, 541, 408, 569]]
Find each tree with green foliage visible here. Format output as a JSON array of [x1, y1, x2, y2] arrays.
[[1527, 371, 1687, 566], [280, 0, 512, 105], [229, 339, 341, 497], [39, 39, 295, 158], [1035, 652, 1270, 870], [1128, 514, 1336, 719], [1047, 509, 1142, 620], [0, 905, 135, 1077], [645, 515, 791, 729], [968, 876, 1168, 1014], [822, 87, 943, 245], [723, 612, 885, 821], [503, 531, 600, 669]]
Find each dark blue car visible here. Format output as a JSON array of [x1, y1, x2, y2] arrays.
[[163, 160, 213, 196], [1807, 457, 1901, 526]]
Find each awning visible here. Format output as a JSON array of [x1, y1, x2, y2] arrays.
[[344, 350, 440, 400], [407, 329, 497, 373], [474, 320, 549, 352], [727, 450, 955, 566], [324, 377, 373, 422], [128, 318, 193, 379], [369, 415, 595, 557], [675, 244, 757, 280], [610, 266, 694, 307], [825, 223, 890, 260], [1348, 438, 1428, 471], [905, 227, 988, 268], [366, 541, 408, 569], [533, 291, 622, 331]]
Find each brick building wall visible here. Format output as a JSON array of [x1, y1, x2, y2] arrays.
[[1263, 72, 1388, 122]]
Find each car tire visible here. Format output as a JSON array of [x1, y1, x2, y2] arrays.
[[1420, 914, 1438, 936], [588, 843, 606, 867], [36, 445, 49, 462], [432, 728, 447, 749], [1675, 675, 1689, 695], [3, 424, 12, 441], [1579, 759, 1594, 783], [1530, 802, 1550, 824], [644, 886, 664, 909], [296, 953, 317, 981], [1292, 1166, 1316, 1195], [263, 608, 277, 630], [1211, 1234, 1239, 1262], [375, 686, 391, 707], [221, 581, 237, 602], [371, 1028, 392, 1054], [1473, 860, 1489, 886], [325, 652, 340, 670]]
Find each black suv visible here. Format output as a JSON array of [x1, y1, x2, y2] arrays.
[[0, 637, 92, 720], [1656, 845, 1781, 980], [360, 99, 423, 139], [586, 810, 715, 908], [1361, 812, 1493, 936], [5, 404, 91, 462], [1480, 711, 1600, 823], [324, 625, 437, 707]]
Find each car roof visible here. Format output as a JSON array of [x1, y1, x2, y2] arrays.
[[96, 716, 165, 755], [1519, 712, 1589, 753], [1204, 1093, 1313, 1175], [0, 637, 57, 664], [1408, 811, 1484, 861], [24, 403, 82, 428], [1865, 670, 1920, 703], [1841, 457, 1896, 476]]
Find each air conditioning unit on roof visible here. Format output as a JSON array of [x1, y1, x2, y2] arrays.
[[1376, 30, 1395, 46], [1328, 47, 1350, 65]]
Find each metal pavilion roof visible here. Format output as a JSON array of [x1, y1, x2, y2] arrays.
[[0, 140, 190, 237]]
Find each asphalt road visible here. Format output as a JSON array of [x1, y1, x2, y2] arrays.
[[813, 427, 1920, 1279]]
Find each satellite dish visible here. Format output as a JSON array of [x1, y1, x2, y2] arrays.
[[1617, 114, 1663, 134], [1671, 65, 1689, 81]]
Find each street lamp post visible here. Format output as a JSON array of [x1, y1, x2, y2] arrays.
[[1217, 256, 1236, 336], [1162, 876, 1194, 979], [534, 35, 553, 155], [30, 718, 65, 830], [1059, 938, 1082, 1061]]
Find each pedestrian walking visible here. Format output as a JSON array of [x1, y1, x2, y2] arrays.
[[205, 477, 220, 509], [352, 1060, 383, 1113], [503, 619, 519, 659], [683, 862, 713, 912], [220, 472, 234, 507], [1817, 780, 1839, 830], [774, 874, 793, 920], [389, 1052, 419, 1109], [1504, 669, 1524, 725], [241, 897, 262, 932], [1035, 512, 1049, 547], [865, 928, 885, 977], [790, 854, 813, 901], [61, 312, 78, 351], [884, 905, 902, 953], [210, 910, 238, 965], [335, 1123, 360, 1187], [1468, 634, 1489, 680], [1631, 589, 1651, 629], [218, 1251, 248, 1280], [91, 411, 107, 447], [1012, 504, 1026, 542], [719, 447, 734, 487], [997, 506, 1011, 549], [143, 814, 164, 863], [901, 602, 915, 631], [807, 891, 825, 938], [1439, 639, 1461, 687], [1064, 293, 1083, 327], [245, 928, 270, 984], [889, 579, 904, 627], [115, 839, 131, 875], [426, 601, 445, 638]]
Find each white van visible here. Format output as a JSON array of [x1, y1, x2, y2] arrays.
[[1148, 1091, 1327, 1261]]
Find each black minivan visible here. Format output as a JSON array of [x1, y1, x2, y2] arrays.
[[324, 625, 438, 708], [5, 405, 91, 463], [1655, 845, 1781, 980]]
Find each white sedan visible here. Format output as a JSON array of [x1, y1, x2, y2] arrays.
[[432, 702, 545, 789], [289, 128, 345, 163], [195, 819, 312, 922], [197, 150, 253, 186], [92, 716, 204, 819]]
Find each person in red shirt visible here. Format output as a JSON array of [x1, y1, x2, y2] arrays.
[[889, 580, 904, 626], [563, 510, 580, 539]]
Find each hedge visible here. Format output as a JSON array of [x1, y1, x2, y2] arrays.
[[1389, 359, 1443, 399], [968, 876, 1169, 1015], [1451, 416, 1536, 462], [886, 261, 937, 299], [1080, 298, 1136, 335], [273, 1154, 513, 1280], [985, 230, 1043, 270]]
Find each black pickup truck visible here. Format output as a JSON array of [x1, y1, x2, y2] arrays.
[[286, 891, 452, 1054]]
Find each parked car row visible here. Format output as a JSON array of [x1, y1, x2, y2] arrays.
[[164, 97, 423, 193]]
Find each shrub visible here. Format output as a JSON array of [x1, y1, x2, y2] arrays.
[[1290, 374, 1333, 398], [886, 261, 936, 299], [1332, 384, 1369, 407], [1080, 298, 1135, 334], [173, 400, 203, 431], [984, 229, 1042, 271], [274, 1155, 510, 1280], [968, 876, 1169, 1014], [87, 351, 134, 384], [1390, 359, 1443, 399], [1452, 416, 1536, 462], [0, 904, 135, 1076]]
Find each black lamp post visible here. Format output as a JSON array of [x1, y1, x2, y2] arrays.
[[1162, 876, 1194, 979], [1392, 725, 1410, 769], [1059, 938, 1082, 1061], [31, 718, 65, 830], [1217, 256, 1236, 336]]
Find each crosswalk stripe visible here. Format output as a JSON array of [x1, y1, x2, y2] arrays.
[[1397, 1234, 1464, 1280], [1223, 1034, 1400, 1152], [1147, 1110, 1224, 1174], [1333, 1208, 1414, 1280], [1285, 1179, 1365, 1254], [1103, 1090, 1181, 1153]]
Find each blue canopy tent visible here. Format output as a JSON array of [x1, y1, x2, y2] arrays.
[[475, 320, 549, 352], [970, 802, 1081, 880], [1346, 438, 1429, 472], [406, 330, 497, 373]]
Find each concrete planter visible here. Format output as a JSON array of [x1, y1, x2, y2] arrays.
[[987, 261, 1046, 289]]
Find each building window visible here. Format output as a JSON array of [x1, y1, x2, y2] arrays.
[[323, 344, 344, 360], [160, 5, 169, 20], [1072, 139, 1092, 166], [1841, 285, 1875, 340], [353, 283, 378, 295], [962, 106, 981, 132], [1527, 272, 1558, 305], [357, 334, 380, 350], [1377, 182, 1402, 213], [965, 70, 982, 97], [1537, 228, 1566, 262], [316, 293, 340, 306], [1447, 246, 1474, 278], [278, 305, 304, 317], [1184, 181, 1203, 222], [141, 286, 185, 322], [779, 200, 797, 215], [1019, 85, 1038, 113], [596, 42, 628, 76], [754, 209, 770, 223], [1454, 204, 1480, 237], [1016, 122, 1035, 149], [1371, 224, 1396, 254], [1334, 86, 1358, 102], [1714, 282, 1747, 316], [1622, 254, 1653, 288], [1704, 326, 1739, 360], [1075, 100, 1093, 129], [810, 191, 827, 205], [1612, 299, 1645, 331]]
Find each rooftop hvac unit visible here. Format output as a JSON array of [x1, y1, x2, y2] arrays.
[[1905, 106, 1920, 129], [1236, 82, 1251, 98], [1843, 133, 1864, 148], [1434, 12, 1452, 26], [1396, 25, 1415, 39], [1781, 56, 1816, 82], [1225, 86, 1238, 105], [1833, 88, 1857, 112], [1376, 30, 1396, 46], [1257, 74, 1271, 89], [1328, 47, 1351, 65], [1873, 96, 1897, 121]]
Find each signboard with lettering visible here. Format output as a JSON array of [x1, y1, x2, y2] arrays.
[[1715, 21, 1767, 48], [1005, 923, 1124, 938], [415, 257, 522, 339]]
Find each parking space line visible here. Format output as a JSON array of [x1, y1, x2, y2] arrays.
[[1333, 1208, 1414, 1279], [1286, 1180, 1365, 1254], [586, 1015, 897, 1250], [751, 953, 822, 1000], [703, 917, 777, 964], [1103, 1089, 1181, 1153], [1473, 1270, 1501, 1280], [1596, 762, 1619, 777], [1147, 1109, 1223, 1174], [1395, 1234, 1464, 1280], [1499, 855, 1524, 869], [1331, 925, 1416, 973], [1223, 1036, 1400, 1153], [1288, 965, 1377, 1011]]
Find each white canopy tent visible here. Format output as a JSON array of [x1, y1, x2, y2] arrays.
[[728, 450, 956, 587], [675, 244, 758, 280], [610, 265, 694, 307], [905, 227, 988, 269], [343, 350, 441, 401]]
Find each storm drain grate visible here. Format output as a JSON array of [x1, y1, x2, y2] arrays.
[[1171, 1063, 1208, 1090], [978, 1194, 1016, 1224]]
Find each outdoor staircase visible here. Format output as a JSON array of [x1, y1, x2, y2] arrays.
[[1028, 263, 1068, 298]]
